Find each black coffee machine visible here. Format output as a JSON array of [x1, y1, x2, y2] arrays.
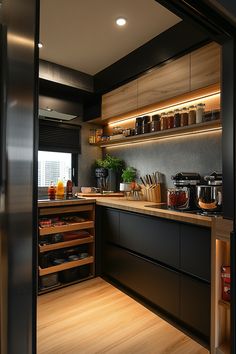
[[171, 172, 201, 210]]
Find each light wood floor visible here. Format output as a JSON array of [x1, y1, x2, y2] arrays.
[[37, 277, 209, 354]]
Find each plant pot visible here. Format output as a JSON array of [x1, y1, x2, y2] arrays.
[[120, 182, 132, 192]]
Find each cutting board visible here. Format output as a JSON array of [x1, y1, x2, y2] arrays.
[[78, 192, 124, 197]]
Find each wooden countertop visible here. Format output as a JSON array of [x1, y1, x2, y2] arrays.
[[38, 198, 96, 208], [96, 197, 213, 227]]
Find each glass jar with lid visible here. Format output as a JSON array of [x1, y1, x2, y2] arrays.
[[160, 112, 168, 130], [196, 103, 205, 124], [173, 109, 181, 128], [150, 114, 161, 132], [180, 107, 188, 127], [167, 111, 174, 129], [188, 105, 196, 125]]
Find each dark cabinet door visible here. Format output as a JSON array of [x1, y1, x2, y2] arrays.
[[104, 244, 180, 318], [180, 224, 211, 282], [101, 207, 120, 244], [180, 275, 210, 338], [119, 211, 180, 268]]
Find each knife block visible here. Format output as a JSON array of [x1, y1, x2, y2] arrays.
[[143, 184, 161, 203]]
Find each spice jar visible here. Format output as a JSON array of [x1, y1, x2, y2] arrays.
[[196, 103, 205, 124], [173, 109, 181, 128], [167, 111, 174, 129], [150, 114, 161, 132], [66, 180, 73, 199], [142, 115, 151, 134], [180, 107, 188, 127], [135, 117, 143, 135], [188, 105, 196, 125], [160, 112, 168, 130]]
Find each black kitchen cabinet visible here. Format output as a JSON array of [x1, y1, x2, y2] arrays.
[[180, 224, 211, 282], [104, 244, 180, 317], [180, 275, 210, 338], [101, 207, 120, 244], [119, 212, 180, 268], [99, 206, 211, 341]]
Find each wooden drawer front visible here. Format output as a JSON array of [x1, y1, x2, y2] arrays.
[[180, 224, 211, 282], [119, 212, 180, 268], [137, 55, 190, 108], [190, 42, 221, 91], [104, 244, 180, 317], [102, 80, 138, 120], [101, 208, 120, 244], [180, 275, 210, 338]]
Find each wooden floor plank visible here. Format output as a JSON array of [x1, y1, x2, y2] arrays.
[[37, 277, 209, 354]]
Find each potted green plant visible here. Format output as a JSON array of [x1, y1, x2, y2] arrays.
[[95, 154, 124, 191], [120, 167, 136, 192]]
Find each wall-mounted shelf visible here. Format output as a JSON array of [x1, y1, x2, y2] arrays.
[[92, 120, 221, 148]]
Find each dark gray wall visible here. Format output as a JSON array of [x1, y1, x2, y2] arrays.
[[104, 131, 222, 188]]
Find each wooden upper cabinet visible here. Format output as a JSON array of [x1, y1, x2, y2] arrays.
[[137, 55, 190, 108], [190, 42, 221, 91], [102, 80, 138, 120]]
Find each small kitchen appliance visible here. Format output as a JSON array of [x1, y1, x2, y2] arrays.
[[168, 172, 201, 210], [196, 172, 222, 213]]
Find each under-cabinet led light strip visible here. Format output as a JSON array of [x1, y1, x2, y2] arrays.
[[108, 92, 220, 127], [102, 126, 222, 148]]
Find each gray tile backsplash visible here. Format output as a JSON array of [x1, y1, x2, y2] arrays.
[[104, 131, 222, 188]]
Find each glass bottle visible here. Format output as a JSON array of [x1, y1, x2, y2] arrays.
[[56, 180, 64, 199], [66, 180, 73, 199], [48, 181, 56, 200], [180, 107, 188, 127]]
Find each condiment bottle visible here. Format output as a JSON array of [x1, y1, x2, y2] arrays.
[[160, 112, 168, 130], [173, 109, 181, 128], [56, 180, 64, 199], [196, 103, 205, 124], [180, 107, 188, 127], [66, 180, 73, 199], [48, 181, 56, 200], [167, 111, 174, 129], [188, 105, 196, 125]]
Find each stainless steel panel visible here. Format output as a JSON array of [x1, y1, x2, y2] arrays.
[[0, 0, 38, 353]]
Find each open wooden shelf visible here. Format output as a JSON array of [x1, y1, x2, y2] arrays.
[[38, 275, 94, 295], [39, 220, 94, 236], [219, 299, 230, 309], [92, 120, 221, 148], [216, 342, 230, 354], [39, 256, 94, 276], [39, 236, 94, 253]]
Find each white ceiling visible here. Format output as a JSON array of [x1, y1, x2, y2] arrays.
[[40, 0, 181, 75]]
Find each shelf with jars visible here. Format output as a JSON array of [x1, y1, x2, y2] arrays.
[[89, 84, 221, 148]]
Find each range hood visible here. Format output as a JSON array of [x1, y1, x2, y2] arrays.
[[39, 108, 77, 121]]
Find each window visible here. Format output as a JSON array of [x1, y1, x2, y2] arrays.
[[38, 120, 80, 186], [38, 151, 72, 187]]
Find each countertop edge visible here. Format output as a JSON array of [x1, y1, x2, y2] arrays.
[[95, 198, 212, 227]]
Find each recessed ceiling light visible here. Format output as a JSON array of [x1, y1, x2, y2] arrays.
[[116, 18, 127, 26], [38, 42, 43, 48]]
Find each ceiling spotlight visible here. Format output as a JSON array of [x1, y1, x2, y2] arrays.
[[116, 18, 127, 26], [38, 42, 43, 48]]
